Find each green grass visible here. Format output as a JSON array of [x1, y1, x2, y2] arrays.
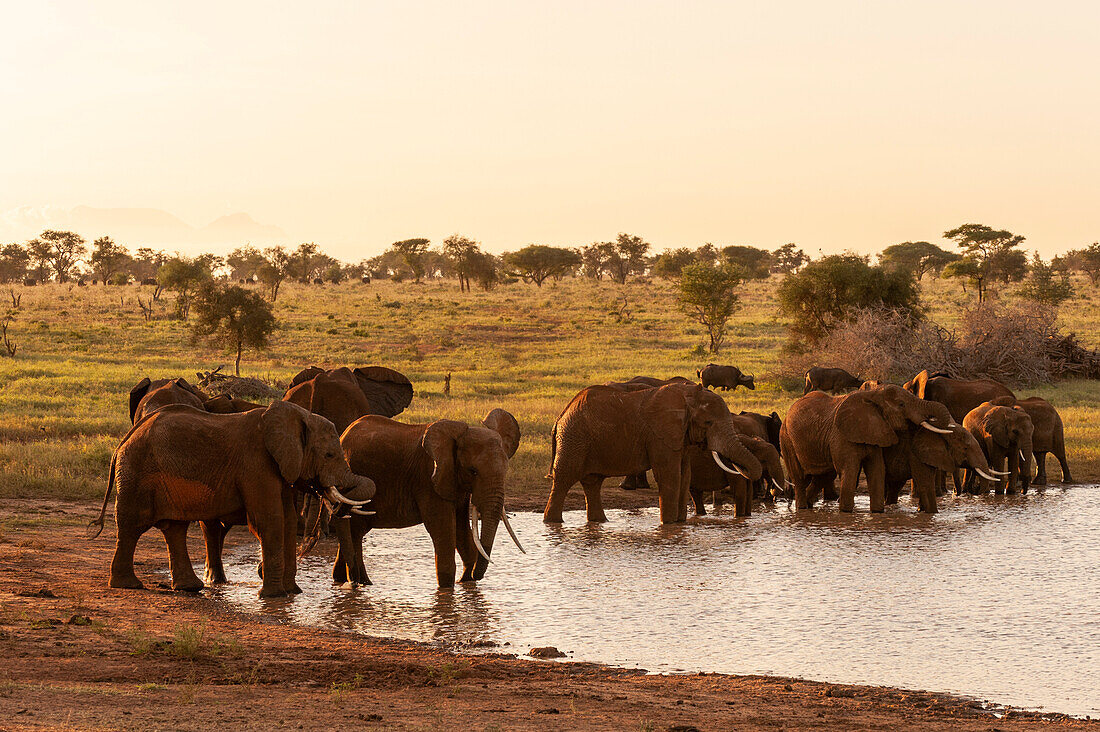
[[1, 275, 1099, 506]]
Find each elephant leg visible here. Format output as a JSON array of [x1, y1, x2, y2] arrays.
[[807, 474, 834, 508], [201, 520, 229, 585], [543, 472, 574, 524], [886, 480, 902, 505], [422, 508, 458, 588], [457, 497, 479, 582], [865, 452, 886, 513], [691, 489, 706, 516], [109, 523, 149, 589], [731, 477, 751, 517], [352, 526, 371, 585], [248, 511, 288, 598], [159, 520, 203, 592], [581, 476, 608, 523], [822, 481, 840, 501], [279, 489, 301, 594], [1032, 451, 1048, 486], [676, 460, 692, 522], [651, 455, 684, 524], [619, 472, 649, 491], [837, 461, 861, 513], [1057, 452, 1072, 483]]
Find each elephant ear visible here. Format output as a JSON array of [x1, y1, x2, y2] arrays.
[[174, 377, 207, 401], [911, 430, 955, 472], [903, 369, 928, 397], [290, 366, 326, 388], [481, 408, 520, 458], [421, 420, 469, 501], [834, 392, 898, 447], [261, 401, 308, 484], [353, 366, 414, 417], [129, 377, 152, 424]]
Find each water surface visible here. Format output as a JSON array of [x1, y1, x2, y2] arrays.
[[215, 487, 1100, 716]]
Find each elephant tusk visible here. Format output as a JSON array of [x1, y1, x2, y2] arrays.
[[712, 451, 749, 478], [469, 503, 492, 564], [770, 478, 784, 493], [349, 508, 375, 516], [501, 508, 526, 554], [988, 468, 1011, 476], [921, 421, 954, 435], [326, 486, 369, 507], [975, 468, 1001, 482]]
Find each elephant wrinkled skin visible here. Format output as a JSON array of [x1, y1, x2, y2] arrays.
[[988, 396, 1070, 485], [903, 369, 1015, 423], [962, 402, 1034, 494], [333, 408, 522, 589], [544, 382, 763, 525], [284, 365, 413, 435], [90, 401, 375, 597]]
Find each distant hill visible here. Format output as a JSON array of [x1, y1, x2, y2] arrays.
[[0, 205, 287, 249]]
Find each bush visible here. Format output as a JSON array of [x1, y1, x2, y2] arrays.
[[776, 304, 1098, 388]]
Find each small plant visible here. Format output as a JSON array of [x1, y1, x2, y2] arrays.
[[127, 628, 157, 656], [168, 622, 205, 658]]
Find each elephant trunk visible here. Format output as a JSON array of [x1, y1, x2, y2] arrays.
[[471, 490, 504, 581], [1019, 435, 1034, 493], [708, 424, 763, 482]]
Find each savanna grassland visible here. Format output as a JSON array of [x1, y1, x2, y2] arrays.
[[2, 273, 1100, 511]]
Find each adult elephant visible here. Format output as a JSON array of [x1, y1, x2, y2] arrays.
[[698, 364, 755, 391], [603, 376, 694, 491], [882, 424, 1001, 513], [988, 396, 1070, 484], [544, 382, 763, 524], [903, 369, 1015, 422], [803, 367, 863, 394], [203, 395, 266, 414], [962, 402, 1034, 494], [333, 408, 523, 588], [736, 410, 782, 451], [88, 401, 375, 597], [284, 366, 414, 435], [689, 436, 784, 516], [129, 377, 208, 424], [781, 384, 957, 512]]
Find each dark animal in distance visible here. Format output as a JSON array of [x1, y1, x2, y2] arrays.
[[803, 367, 863, 394], [698, 364, 755, 391]]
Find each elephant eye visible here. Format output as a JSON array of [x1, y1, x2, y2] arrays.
[[325, 452, 335, 459], [469, 467, 478, 476]]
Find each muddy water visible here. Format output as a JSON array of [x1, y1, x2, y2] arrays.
[[216, 487, 1100, 716]]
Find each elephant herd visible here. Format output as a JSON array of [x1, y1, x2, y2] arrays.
[[90, 362, 1072, 597], [90, 366, 524, 596], [544, 368, 1072, 525]]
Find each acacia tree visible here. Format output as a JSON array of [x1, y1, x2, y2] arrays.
[[226, 246, 267, 281], [157, 256, 213, 318], [678, 262, 743, 353], [89, 236, 132, 284], [769, 243, 808, 275], [392, 238, 431, 283], [1057, 242, 1100, 285], [721, 245, 772, 280], [441, 234, 482, 292], [607, 233, 650, 284], [257, 246, 291, 301], [878, 241, 959, 280], [942, 223, 1026, 303], [504, 245, 580, 287], [1020, 255, 1073, 307], [192, 282, 277, 376], [579, 242, 614, 280], [652, 248, 697, 279], [27, 230, 86, 282], [0, 244, 30, 283]]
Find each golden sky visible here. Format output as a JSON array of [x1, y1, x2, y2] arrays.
[[2, 1, 1098, 259]]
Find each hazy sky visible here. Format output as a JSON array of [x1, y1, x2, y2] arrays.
[[2, 1, 1099, 259]]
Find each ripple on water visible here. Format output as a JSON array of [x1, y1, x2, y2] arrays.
[[211, 485, 1100, 716]]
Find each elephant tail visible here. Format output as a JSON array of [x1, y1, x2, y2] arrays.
[[87, 452, 117, 540]]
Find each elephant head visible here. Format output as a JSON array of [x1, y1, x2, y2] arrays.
[[260, 401, 376, 503], [129, 377, 208, 424], [741, 435, 786, 497], [838, 383, 957, 447], [421, 408, 522, 580], [681, 386, 764, 481]]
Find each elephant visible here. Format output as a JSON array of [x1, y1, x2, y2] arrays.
[[689, 435, 785, 516], [803, 367, 863, 395], [544, 382, 764, 525], [88, 401, 375, 597], [203, 395, 266, 414], [903, 369, 1015, 423], [283, 365, 414, 435], [780, 383, 957, 512], [698, 364, 755, 391], [962, 402, 1034, 494], [602, 376, 696, 491], [129, 377, 208, 424], [736, 410, 782, 451], [988, 396, 1070, 485], [882, 423, 1001, 513], [333, 408, 523, 588]]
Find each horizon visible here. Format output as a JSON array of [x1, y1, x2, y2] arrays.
[[3, 2, 1099, 259]]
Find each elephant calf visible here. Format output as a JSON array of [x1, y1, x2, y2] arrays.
[[90, 401, 375, 597], [988, 396, 1070, 485], [962, 401, 1034, 494]]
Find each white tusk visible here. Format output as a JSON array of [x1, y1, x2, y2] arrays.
[[469, 503, 492, 563], [1020, 450, 1026, 461], [989, 468, 1011, 476], [349, 508, 375, 516], [770, 478, 784, 493], [712, 451, 749, 478], [921, 421, 953, 435], [501, 508, 526, 554], [326, 486, 369, 507], [975, 468, 1001, 482]]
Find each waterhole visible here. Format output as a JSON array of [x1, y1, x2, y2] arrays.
[[214, 487, 1100, 716]]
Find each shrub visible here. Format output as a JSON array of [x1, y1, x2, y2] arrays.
[[678, 262, 742, 353]]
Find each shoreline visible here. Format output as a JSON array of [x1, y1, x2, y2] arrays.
[[0, 500, 1094, 730]]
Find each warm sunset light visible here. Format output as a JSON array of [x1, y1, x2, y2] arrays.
[[3, 2, 1099, 257]]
